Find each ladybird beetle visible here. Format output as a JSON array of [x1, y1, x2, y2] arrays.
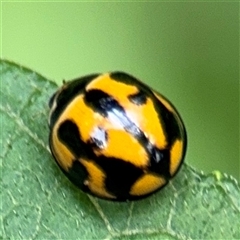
[[48, 72, 187, 201]]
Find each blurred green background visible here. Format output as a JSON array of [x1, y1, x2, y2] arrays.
[[1, 2, 239, 180]]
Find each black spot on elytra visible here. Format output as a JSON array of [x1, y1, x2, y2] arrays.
[[110, 72, 150, 91], [57, 120, 92, 159], [147, 146, 171, 178], [49, 73, 99, 129], [153, 96, 185, 146], [95, 156, 144, 200], [128, 90, 147, 105], [110, 72, 186, 145], [66, 160, 89, 191], [84, 89, 124, 117], [89, 127, 108, 149]]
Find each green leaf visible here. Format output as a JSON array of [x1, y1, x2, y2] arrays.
[[1, 59, 239, 240]]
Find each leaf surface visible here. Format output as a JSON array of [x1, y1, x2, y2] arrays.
[[1, 59, 239, 240]]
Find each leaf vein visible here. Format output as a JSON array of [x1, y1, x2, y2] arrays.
[[0, 103, 49, 153]]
